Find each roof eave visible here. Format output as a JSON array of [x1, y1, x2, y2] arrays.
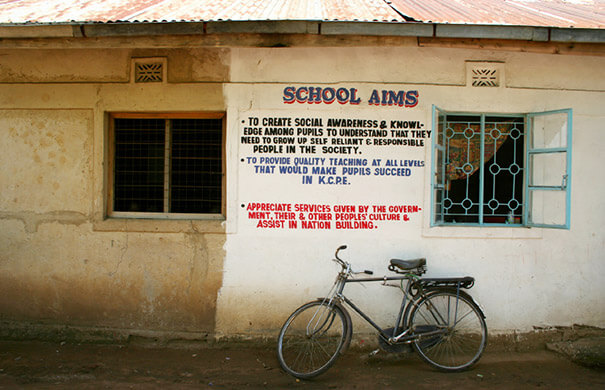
[[0, 20, 603, 43]]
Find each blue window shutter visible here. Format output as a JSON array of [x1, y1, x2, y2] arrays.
[[525, 109, 572, 229], [431, 105, 447, 226]]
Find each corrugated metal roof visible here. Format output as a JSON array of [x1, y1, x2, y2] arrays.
[[0, 0, 405, 24], [389, 0, 605, 28], [0, 0, 602, 28]]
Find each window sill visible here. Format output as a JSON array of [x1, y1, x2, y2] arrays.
[[422, 224, 543, 239], [93, 217, 226, 233]]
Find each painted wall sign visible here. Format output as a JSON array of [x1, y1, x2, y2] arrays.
[[241, 115, 430, 186], [238, 88, 428, 233], [282, 86, 419, 107], [244, 202, 421, 230]]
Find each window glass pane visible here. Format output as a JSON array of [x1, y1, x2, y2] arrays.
[[529, 152, 567, 187], [170, 119, 223, 214], [436, 109, 446, 147], [530, 112, 568, 149], [529, 189, 567, 226], [114, 119, 165, 212], [434, 108, 446, 187], [434, 187, 444, 223], [433, 107, 446, 224]]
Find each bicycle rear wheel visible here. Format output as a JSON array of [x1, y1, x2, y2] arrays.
[[409, 290, 487, 371], [277, 300, 349, 379]]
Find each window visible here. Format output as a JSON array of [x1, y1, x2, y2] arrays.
[[431, 107, 571, 229], [108, 113, 225, 218]]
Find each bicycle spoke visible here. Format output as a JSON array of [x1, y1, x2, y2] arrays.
[[311, 336, 332, 359], [453, 308, 474, 327], [277, 301, 348, 379], [290, 340, 310, 371], [410, 291, 487, 371]]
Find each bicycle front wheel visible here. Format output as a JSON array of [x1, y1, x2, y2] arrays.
[[409, 290, 487, 371], [277, 300, 349, 379]]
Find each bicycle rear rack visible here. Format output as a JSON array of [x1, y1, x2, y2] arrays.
[[416, 277, 475, 290]]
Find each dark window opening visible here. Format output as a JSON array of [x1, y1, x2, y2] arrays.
[[439, 115, 525, 224], [112, 115, 223, 216]]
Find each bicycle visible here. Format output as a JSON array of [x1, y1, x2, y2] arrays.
[[276, 245, 487, 379]]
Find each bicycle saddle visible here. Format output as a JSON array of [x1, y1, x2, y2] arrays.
[[389, 258, 426, 270]]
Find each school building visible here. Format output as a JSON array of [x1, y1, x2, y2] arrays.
[[0, 0, 603, 344]]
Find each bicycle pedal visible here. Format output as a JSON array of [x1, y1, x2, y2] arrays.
[[378, 328, 414, 354]]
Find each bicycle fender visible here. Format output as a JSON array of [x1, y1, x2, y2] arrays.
[[401, 288, 486, 329], [424, 288, 486, 319]]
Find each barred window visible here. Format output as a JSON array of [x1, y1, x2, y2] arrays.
[[432, 108, 571, 229], [109, 113, 224, 218]]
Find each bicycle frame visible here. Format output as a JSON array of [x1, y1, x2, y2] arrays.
[[344, 276, 415, 343], [325, 246, 469, 346], [323, 269, 443, 346]]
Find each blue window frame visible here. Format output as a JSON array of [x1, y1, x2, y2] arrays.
[[431, 106, 572, 229]]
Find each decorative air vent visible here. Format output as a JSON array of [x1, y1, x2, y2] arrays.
[[135, 63, 163, 83], [472, 68, 499, 87], [131, 57, 166, 83], [467, 62, 502, 88]]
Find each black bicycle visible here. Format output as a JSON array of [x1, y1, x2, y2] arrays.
[[276, 245, 487, 379]]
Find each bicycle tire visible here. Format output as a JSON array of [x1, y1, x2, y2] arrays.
[[409, 289, 487, 371], [277, 300, 349, 379]]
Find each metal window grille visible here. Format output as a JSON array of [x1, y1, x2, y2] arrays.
[[434, 114, 525, 225], [113, 117, 223, 215]]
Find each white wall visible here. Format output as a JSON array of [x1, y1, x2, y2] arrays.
[[217, 46, 605, 336]]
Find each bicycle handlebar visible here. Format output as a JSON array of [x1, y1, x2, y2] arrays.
[[334, 245, 373, 275], [334, 245, 347, 265]]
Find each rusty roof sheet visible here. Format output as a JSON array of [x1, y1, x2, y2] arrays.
[[0, 0, 404, 23], [0, 0, 603, 28], [389, 0, 605, 28]]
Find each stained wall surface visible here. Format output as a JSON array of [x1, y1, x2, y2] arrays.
[[0, 38, 603, 338], [0, 47, 228, 334]]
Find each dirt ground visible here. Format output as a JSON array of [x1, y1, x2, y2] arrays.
[[1, 340, 604, 389]]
